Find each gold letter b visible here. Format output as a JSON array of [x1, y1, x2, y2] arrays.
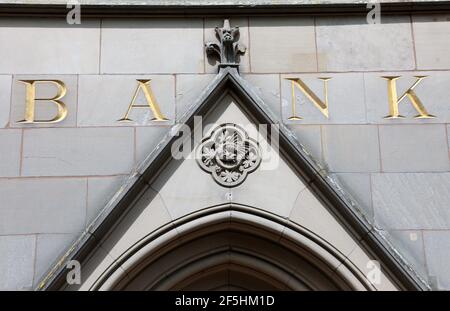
[[17, 80, 68, 124]]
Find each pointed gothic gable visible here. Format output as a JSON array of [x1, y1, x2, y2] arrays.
[[37, 67, 428, 291]]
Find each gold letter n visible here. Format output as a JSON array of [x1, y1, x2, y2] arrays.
[[118, 79, 168, 122], [286, 78, 331, 120], [383, 76, 435, 119]]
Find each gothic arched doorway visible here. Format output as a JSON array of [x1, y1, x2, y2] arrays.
[[91, 205, 372, 291]]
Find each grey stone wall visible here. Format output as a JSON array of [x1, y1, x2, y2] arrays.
[[0, 14, 449, 290]]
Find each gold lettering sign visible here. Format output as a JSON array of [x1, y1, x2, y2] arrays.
[[11, 76, 439, 125], [382, 76, 435, 119], [286, 78, 331, 120], [118, 79, 168, 122], [17, 80, 68, 124]]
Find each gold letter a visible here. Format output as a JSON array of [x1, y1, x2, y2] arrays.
[[118, 79, 168, 122]]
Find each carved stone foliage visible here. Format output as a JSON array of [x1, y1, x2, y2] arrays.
[[205, 19, 247, 68], [196, 123, 261, 187]]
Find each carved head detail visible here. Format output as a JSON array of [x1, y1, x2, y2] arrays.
[[218, 19, 238, 46], [222, 30, 234, 43]]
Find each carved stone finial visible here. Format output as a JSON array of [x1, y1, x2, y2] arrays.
[[205, 19, 247, 70]]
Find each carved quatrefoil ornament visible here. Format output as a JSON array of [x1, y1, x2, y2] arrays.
[[196, 123, 262, 187]]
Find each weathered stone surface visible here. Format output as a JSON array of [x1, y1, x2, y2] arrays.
[[67, 243, 115, 291], [0, 75, 11, 128], [322, 125, 380, 172], [34, 233, 76, 286], [0, 129, 22, 177], [413, 14, 450, 70], [0, 178, 86, 234], [22, 128, 134, 176], [316, 16, 415, 71], [344, 240, 398, 291], [232, 150, 307, 217], [332, 173, 373, 220], [423, 230, 450, 290], [290, 187, 358, 256], [152, 157, 230, 220], [87, 176, 127, 226], [175, 74, 216, 121], [0, 235, 35, 290], [288, 125, 323, 162], [242, 74, 281, 121], [135, 126, 170, 165], [11, 75, 78, 128], [78, 75, 175, 126], [447, 124, 450, 150], [249, 17, 316, 73], [281, 73, 366, 124], [372, 173, 450, 230], [0, 18, 100, 74], [101, 18, 204, 74], [99, 187, 173, 260], [205, 17, 250, 73], [379, 125, 449, 172], [387, 230, 428, 281], [364, 71, 450, 124]]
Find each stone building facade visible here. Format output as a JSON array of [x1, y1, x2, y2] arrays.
[[0, 0, 449, 290]]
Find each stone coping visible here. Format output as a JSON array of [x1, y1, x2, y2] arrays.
[[2, 0, 450, 16], [0, 0, 448, 6], [0, 0, 450, 17]]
